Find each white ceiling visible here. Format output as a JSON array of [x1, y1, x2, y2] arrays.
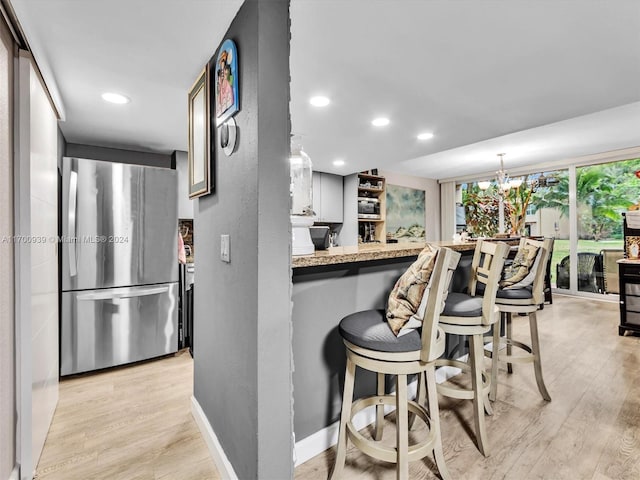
[[10, 0, 244, 153], [10, 0, 640, 180]]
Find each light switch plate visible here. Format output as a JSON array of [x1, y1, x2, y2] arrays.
[[221, 234, 230, 263]]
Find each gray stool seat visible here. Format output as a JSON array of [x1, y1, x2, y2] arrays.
[[496, 286, 533, 300], [477, 283, 533, 300], [339, 310, 422, 352], [442, 292, 483, 317]]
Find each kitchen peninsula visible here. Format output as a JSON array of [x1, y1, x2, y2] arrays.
[[292, 241, 479, 268], [292, 240, 499, 461]]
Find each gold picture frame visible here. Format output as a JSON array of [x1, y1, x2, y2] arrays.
[[626, 235, 640, 260], [188, 65, 211, 198]]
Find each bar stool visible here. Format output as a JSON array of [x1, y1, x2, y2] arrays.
[[487, 237, 553, 402], [330, 247, 460, 480], [435, 239, 509, 457]]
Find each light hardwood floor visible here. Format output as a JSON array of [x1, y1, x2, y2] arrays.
[[35, 295, 640, 480], [295, 294, 640, 480], [35, 349, 219, 480]]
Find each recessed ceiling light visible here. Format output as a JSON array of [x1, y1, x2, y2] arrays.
[[309, 96, 330, 107], [333, 159, 345, 167], [417, 132, 434, 140], [101, 92, 130, 104], [371, 117, 390, 127]]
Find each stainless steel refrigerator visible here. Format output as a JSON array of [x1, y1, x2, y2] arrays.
[[60, 157, 179, 376]]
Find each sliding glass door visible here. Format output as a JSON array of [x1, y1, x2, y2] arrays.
[[574, 159, 639, 296], [530, 159, 638, 297]]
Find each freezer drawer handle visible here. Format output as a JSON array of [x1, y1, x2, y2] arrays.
[[68, 170, 78, 277], [76, 286, 170, 301]]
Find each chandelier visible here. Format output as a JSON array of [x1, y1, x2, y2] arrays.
[[478, 153, 522, 194]]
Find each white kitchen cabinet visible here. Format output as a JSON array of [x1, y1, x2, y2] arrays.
[[312, 173, 321, 218], [312, 172, 344, 223]]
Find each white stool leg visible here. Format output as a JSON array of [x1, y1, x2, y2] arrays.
[[529, 311, 551, 401], [330, 356, 356, 480], [396, 374, 409, 480], [374, 372, 385, 440], [490, 319, 501, 402], [426, 367, 451, 480], [469, 334, 490, 457], [408, 372, 425, 430]]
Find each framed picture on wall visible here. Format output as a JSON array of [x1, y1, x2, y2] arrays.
[[188, 65, 212, 198], [215, 39, 239, 126]]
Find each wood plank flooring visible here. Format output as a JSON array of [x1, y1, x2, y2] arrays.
[[295, 294, 640, 480], [34, 295, 640, 479], [34, 349, 219, 480]]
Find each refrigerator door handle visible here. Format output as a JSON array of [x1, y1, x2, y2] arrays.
[[68, 170, 78, 277], [76, 285, 170, 301]]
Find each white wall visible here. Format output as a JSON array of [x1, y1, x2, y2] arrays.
[[340, 174, 359, 246], [0, 18, 16, 480], [380, 170, 441, 241], [29, 59, 59, 473], [15, 53, 59, 480], [174, 150, 194, 219]]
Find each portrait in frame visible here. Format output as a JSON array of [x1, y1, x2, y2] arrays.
[[215, 39, 239, 126]]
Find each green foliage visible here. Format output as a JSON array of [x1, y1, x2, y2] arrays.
[[532, 158, 640, 240], [462, 185, 502, 237], [463, 158, 640, 241], [505, 175, 534, 235]]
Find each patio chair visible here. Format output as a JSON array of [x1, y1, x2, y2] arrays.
[[555, 252, 603, 293]]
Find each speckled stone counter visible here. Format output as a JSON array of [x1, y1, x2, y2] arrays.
[[291, 241, 479, 268]]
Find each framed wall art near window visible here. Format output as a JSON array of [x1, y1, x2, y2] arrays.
[[188, 65, 212, 198], [215, 38, 239, 126]]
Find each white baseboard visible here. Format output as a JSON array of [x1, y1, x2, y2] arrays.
[[8, 466, 19, 480], [294, 358, 467, 466], [190, 396, 239, 480]]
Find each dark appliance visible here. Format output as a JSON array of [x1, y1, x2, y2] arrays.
[[357, 197, 380, 220], [178, 262, 195, 353], [309, 226, 330, 250], [618, 212, 640, 335]]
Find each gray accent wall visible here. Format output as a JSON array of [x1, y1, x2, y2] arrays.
[[292, 260, 413, 439], [65, 143, 172, 168], [193, 1, 292, 479]]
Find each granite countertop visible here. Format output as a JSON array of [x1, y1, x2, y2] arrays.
[[617, 258, 640, 264], [292, 241, 480, 268]]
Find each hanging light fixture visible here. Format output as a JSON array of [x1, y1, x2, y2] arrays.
[[477, 153, 523, 193]]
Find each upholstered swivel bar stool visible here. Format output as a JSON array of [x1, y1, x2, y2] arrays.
[[435, 239, 509, 457], [330, 247, 460, 480], [488, 237, 553, 402]]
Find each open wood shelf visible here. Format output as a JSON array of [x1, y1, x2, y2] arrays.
[[357, 173, 386, 243]]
